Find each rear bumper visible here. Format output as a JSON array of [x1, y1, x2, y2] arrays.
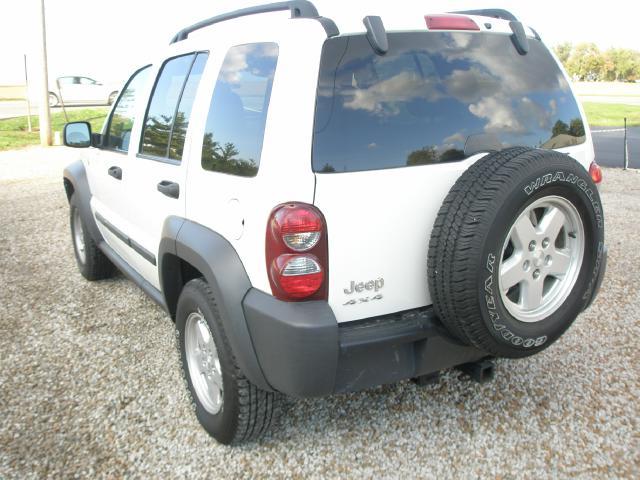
[[242, 289, 484, 398]]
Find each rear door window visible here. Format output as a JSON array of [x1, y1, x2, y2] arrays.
[[313, 32, 585, 173], [140, 52, 208, 161], [201, 43, 279, 177]]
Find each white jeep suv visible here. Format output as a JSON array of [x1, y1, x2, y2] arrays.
[[62, 1, 607, 444]]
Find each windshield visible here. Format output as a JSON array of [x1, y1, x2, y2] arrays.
[[312, 32, 585, 173]]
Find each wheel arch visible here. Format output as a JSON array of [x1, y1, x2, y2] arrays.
[[158, 216, 272, 392], [63, 160, 103, 244]]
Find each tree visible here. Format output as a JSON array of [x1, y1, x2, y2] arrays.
[[554, 42, 572, 64], [552, 120, 569, 138], [142, 114, 173, 157], [439, 149, 465, 162], [201, 132, 258, 176], [319, 163, 336, 173], [603, 48, 640, 81], [407, 146, 438, 166], [565, 43, 605, 81], [554, 42, 640, 82], [569, 118, 585, 138]]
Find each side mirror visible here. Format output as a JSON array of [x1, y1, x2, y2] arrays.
[[63, 121, 92, 148]]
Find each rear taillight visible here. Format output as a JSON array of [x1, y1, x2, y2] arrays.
[[425, 14, 480, 31], [266, 203, 328, 301], [589, 161, 603, 184]]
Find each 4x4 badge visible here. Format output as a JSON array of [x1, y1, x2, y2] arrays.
[[343, 294, 383, 306]]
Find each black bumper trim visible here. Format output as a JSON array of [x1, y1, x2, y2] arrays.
[[338, 307, 454, 350], [243, 289, 485, 398]]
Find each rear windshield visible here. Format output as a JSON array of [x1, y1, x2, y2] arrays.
[[312, 32, 585, 173]]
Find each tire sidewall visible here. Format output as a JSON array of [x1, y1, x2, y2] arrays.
[[70, 196, 89, 276], [477, 157, 605, 355], [176, 281, 240, 444]]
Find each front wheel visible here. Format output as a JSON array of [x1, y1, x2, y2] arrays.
[[176, 278, 280, 444], [69, 194, 114, 280]]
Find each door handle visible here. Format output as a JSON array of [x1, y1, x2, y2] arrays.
[[157, 180, 179, 199], [107, 166, 122, 180]]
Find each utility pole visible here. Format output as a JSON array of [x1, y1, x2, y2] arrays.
[[24, 54, 32, 133], [623, 117, 629, 170], [37, 0, 51, 146]]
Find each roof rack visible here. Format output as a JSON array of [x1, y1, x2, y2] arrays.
[[170, 0, 338, 44], [363, 16, 388, 55], [450, 9, 518, 22], [451, 8, 531, 55]]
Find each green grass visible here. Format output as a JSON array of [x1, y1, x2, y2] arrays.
[[0, 108, 108, 151], [1, 102, 637, 151], [582, 102, 640, 127]]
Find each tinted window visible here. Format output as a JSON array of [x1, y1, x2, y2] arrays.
[[141, 53, 208, 160], [201, 43, 278, 177], [313, 33, 586, 173], [104, 66, 150, 152], [169, 53, 208, 160]]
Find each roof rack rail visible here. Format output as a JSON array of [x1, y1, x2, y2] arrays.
[[363, 16, 388, 55], [170, 0, 338, 44], [450, 9, 518, 22]]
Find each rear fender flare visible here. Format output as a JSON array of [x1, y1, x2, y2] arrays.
[[158, 217, 272, 392]]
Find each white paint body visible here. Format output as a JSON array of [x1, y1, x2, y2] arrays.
[[81, 9, 594, 323]]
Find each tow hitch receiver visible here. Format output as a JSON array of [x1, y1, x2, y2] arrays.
[[456, 358, 495, 383], [411, 372, 440, 387]]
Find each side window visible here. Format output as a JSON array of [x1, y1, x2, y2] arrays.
[[140, 52, 208, 161], [201, 43, 278, 177], [104, 66, 151, 152]]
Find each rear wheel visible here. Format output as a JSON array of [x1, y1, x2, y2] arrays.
[[428, 148, 605, 357], [176, 278, 280, 444], [48, 92, 59, 107]]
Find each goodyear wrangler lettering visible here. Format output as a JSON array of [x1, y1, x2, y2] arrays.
[[524, 171, 603, 228], [484, 253, 547, 348]]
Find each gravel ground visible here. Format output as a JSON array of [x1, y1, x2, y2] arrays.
[[1, 147, 639, 479]]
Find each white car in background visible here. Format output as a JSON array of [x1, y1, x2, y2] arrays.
[[49, 76, 119, 107]]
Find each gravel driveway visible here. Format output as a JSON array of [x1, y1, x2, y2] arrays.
[[1, 147, 639, 479]]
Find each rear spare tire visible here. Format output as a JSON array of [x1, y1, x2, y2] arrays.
[[427, 147, 605, 358]]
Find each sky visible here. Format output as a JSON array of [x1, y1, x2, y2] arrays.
[[1, 0, 639, 87]]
